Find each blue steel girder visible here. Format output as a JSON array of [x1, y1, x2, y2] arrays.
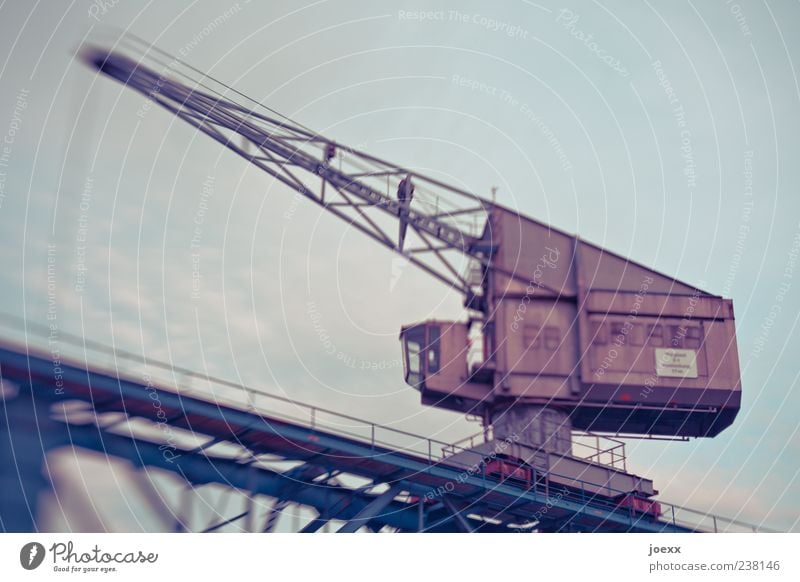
[[61, 426, 426, 532], [337, 484, 405, 533], [0, 342, 693, 533]]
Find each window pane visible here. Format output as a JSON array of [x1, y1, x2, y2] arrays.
[[402, 326, 426, 390], [428, 326, 440, 373]]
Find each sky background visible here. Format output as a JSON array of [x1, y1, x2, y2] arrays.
[[0, 0, 798, 532]]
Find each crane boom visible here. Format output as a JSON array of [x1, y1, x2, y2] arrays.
[[83, 46, 496, 298]]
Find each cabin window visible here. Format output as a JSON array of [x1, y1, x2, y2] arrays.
[[647, 324, 664, 347], [669, 325, 684, 348], [685, 325, 703, 349], [523, 324, 541, 350], [544, 326, 561, 350], [591, 320, 607, 345], [610, 321, 626, 345], [427, 326, 441, 373], [402, 326, 426, 389]]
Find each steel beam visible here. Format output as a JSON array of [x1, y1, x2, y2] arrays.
[[202, 511, 249, 533], [442, 498, 474, 533], [337, 485, 403, 533]]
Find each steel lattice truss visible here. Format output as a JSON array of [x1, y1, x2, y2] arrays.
[[82, 39, 499, 297], [0, 341, 699, 533]]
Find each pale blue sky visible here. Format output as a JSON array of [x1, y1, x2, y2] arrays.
[[0, 0, 798, 531]]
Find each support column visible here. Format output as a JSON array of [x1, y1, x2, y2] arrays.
[[0, 381, 62, 532], [491, 405, 572, 455]]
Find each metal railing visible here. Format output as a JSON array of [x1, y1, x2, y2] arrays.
[[442, 428, 627, 472], [571, 432, 627, 471], [0, 315, 473, 466]]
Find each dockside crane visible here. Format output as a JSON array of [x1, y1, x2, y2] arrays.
[[82, 41, 742, 462]]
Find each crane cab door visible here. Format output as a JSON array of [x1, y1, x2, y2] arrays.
[[400, 324, 428, 390], [400, 323, 443, 390], [400, 321, 490, 413]]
